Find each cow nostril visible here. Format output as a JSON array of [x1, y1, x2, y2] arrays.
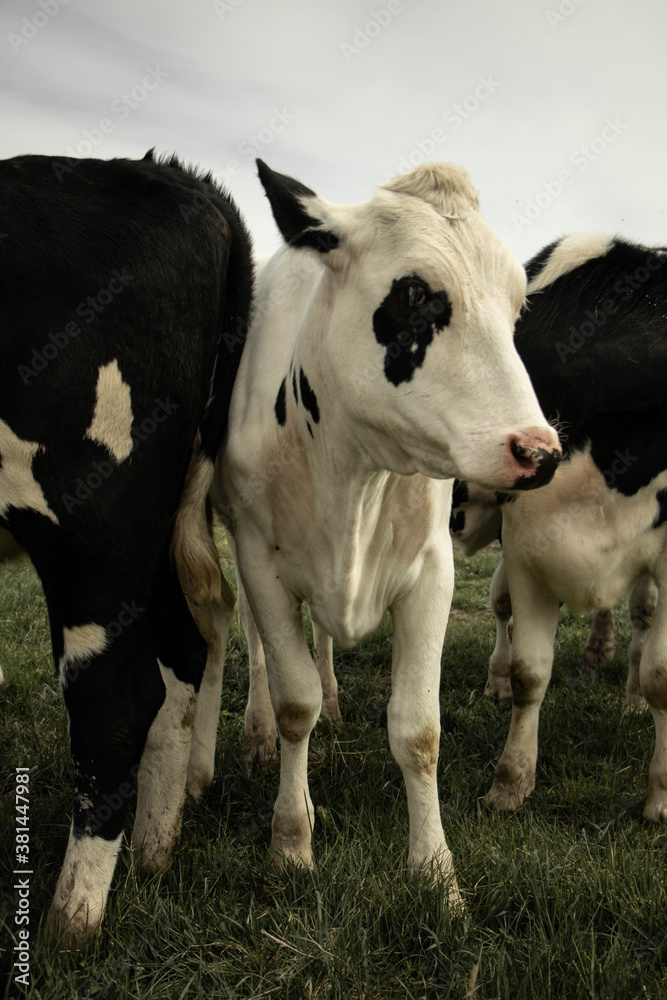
[[510, 439, 535, 470]]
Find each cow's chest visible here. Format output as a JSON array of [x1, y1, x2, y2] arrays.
[[269, 471, 449, 648], [275, 542, 394, 647]]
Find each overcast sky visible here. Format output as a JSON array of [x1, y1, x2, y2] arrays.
[[2, 0, 665, 261]]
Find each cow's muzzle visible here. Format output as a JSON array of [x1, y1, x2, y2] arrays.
[[507, 429, 562, 490]]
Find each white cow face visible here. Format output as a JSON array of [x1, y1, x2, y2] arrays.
[[256, 160, 561, 491]]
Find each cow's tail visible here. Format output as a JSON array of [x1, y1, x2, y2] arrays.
[[171, 180, 253, 610], [172, 443, 222, 608]]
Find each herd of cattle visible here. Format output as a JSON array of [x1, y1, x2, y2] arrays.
[[2, 149, 666, 940]]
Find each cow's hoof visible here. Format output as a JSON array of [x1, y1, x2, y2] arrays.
[[623, 695, 649, 715], [413, 851, 464, 912], [243, 732, 278, 768], [46, 903, 100, 945], [186, 765, 213, 801], [485, 777, 533, 811], [483, 673, 512, 704], [321, 698, 342, 724], [269, 843, 314, 871], [643, 793, 667, 824], [584, 643, 615, 667]]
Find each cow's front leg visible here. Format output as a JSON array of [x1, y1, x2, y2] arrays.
[[484, 557, 513, 703], [625, 574, 657, 713], [238, 540, 322, 867], [388, 547, 461, 905], [485, 566, 559, 811], [637, 574, 667, 822]]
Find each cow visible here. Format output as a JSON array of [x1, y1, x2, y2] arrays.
[[454, 233, 667, 825], [213, 158, 562, 903], [449, 481, 618, 688], [0, 150, 253, 939]]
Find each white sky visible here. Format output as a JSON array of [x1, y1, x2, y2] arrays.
[[2, 0, 665, 261]]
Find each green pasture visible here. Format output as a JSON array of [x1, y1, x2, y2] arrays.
[[1, 541, 665, 999]]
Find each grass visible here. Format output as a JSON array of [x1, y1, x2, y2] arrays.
[[1, 540, 666, 999]]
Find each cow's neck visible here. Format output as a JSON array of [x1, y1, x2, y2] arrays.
[[281, 337, 389, 518], [268, 346, 433, 646]]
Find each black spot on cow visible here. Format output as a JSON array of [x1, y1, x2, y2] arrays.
[[292, 368, 298, 403], [654, 489, 667, 529], [584, 411, 667, 496], [452, 479, 468, 508], [275, 377, 287, 426], [450, 509, 465, 534], [373, 275, 452, 386], [299, 369, 320, 424]]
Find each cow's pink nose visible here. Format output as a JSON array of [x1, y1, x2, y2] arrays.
[[507, 429, 561, 490]]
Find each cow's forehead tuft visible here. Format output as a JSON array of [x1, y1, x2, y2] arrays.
[[382, 163, 480, 220]]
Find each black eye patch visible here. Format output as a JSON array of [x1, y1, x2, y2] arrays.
[[373, 276, 452, 386]]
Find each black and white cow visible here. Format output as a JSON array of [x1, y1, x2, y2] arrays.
[[213, 160, 562, 902], [449, 479, 618, 681], [0, 151, 253, 938], [450, 234, 667, 823]]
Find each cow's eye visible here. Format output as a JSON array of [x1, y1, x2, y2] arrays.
[[395, 280, 427, 308]]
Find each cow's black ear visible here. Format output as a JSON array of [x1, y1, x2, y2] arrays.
[[256, 160, 340, 254]]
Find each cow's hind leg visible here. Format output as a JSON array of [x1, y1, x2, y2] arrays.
[[46, 587, 166, 941], [484, 557, 513, 703], [312, 621, 341, 723], [132, 660, 196, 871], [239, 573, 278, 765], [625, 574, 658, 713], [585, 608, 616, 667], [134, 529, 234, 864], [130, 556, 209, 871], [185, 573, 236, 798], [0, 528, 24, 683]]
